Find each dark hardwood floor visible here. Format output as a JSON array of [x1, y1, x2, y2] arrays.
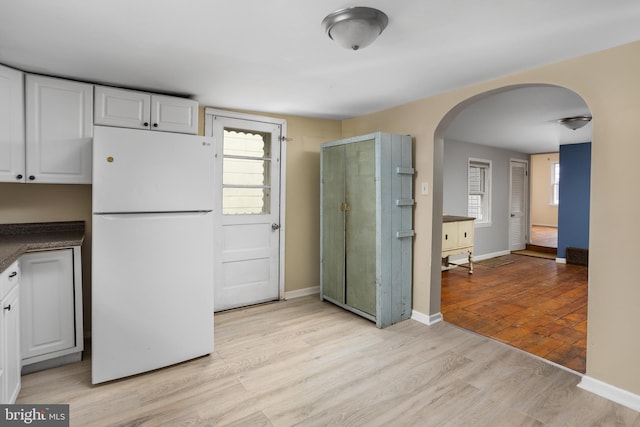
[[441, 253, 587, 373]]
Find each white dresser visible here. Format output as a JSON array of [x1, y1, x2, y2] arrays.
[[442, 215, 475, 274]]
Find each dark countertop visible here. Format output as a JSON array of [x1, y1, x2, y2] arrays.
[[0, 221, 85, 273], [443, 215, 475, 223]]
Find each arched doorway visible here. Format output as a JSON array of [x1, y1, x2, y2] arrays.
[[431, 84, 592, 372]]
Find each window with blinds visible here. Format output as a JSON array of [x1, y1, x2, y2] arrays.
[[468, 159, 491, 224]]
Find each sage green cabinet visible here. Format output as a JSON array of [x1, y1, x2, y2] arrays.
[[320, 132, 413, 328]]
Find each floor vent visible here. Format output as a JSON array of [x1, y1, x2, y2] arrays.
[[566, 247, 589, 266]]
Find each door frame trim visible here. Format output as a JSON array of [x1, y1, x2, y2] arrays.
[[509, 158, 529, 251], [204, 107, 287, 301]]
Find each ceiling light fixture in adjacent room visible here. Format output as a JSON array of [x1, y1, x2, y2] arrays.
[[558, 115, 592, 130], [322, 7, 388, 51]]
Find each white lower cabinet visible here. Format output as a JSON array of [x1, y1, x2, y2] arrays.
[[20, 248, 83, 372], [1, 261, 21, 404]]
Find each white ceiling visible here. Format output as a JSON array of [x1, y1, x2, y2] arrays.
[[1, 1, 639, 151], [444, 86, 592, 153]]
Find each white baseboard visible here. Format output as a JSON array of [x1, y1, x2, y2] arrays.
[[412, 310, 443, 326], [284, 286, 319, 299], [449, 250, 511, 265], [474, 250, 511, 262], [578, 376, 640, 412], [556, 257, 566, 264]]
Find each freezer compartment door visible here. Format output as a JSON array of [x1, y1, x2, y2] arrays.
[[92, 212, 214, 384], [93, 126, 214, 213]]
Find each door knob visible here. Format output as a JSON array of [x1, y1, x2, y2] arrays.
[[271, 223, 280, 231]]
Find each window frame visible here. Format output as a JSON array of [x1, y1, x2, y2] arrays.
[[550, 160, 560, 206], [468, 158, 492, 227]]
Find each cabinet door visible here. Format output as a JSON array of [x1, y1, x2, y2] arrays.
[[20, 249, 75, 361], [0, 64, 25, 183], [0, 261, 20, 298], [345, 139, 376, 316], [2, 285, 20, 404], [457, 220, 474, 249], [25, 75, 93, 184], [0, 290, 4, 404], [151, 95, 198, 134], [321, 145, 346, 303], [442, 222, 458, 251], [94, 86, 151, 130]]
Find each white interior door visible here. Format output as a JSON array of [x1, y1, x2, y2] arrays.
[[509, 159, 528, 251], [206, 113, 283, 311]]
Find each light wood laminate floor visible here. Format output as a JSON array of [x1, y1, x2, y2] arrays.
[[17, 296, 639, 426]]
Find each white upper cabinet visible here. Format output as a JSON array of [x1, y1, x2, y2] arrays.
[[151, 94, 198, 134], [95, 86, 198, 134], [26, 75, 93, 184], [94, 86, 151, 130], [0, 64, 25, 183]]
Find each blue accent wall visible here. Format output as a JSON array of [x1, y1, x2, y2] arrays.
[[557, 142, 591, 258]]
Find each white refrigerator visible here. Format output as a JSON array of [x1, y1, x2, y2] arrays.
[[92, 126, 214, 384]]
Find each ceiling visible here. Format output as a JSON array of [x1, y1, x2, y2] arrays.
[[1, 1, 639, 151], [444, 86, 592, 154]]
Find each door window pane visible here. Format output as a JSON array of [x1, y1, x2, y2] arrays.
[[222, 129, 271, 215], [222, 187, 271, 215]]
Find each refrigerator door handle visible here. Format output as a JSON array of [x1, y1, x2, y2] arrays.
[[95, 211, 212, 219]]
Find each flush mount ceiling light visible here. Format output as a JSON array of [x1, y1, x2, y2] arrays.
[[558, 115, 592, 130], [322, 7, 388, 51]]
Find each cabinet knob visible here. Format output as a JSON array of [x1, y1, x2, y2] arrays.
[[29, 175, 35, 181], [153, 123, 159, 128], [143, 122, 149, 127], [9, 271, 17, 278], [16, 174, 23, 180], [445, 234, 449, 240], [3, 304, 10, 311]]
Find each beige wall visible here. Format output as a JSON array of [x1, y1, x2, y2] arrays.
[[530, 153, 559, 227], [0, 183, 93, 332], [343, 41, 640, 395], [268, 114, 343, 292]]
